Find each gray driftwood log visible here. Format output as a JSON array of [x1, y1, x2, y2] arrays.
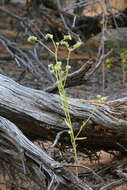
[[0, 116, 91, 190], [0, 74, 127, 153]]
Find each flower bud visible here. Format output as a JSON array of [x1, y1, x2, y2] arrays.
[[45, 33, 53, 40], [66, 65, 71, 70], [64, 35, 72, 40], [60, 40, 69, 48], [55, 61, 62, 71], [105, 58, 110, 64], [56, 42, 59, 46], [122, 58, 126, 64], [48, 64, 54, 70], [101, 97, 107, 102], [28, 36, 37, 42], [97, 95, 101, 100], [72, 41, 82, 50]]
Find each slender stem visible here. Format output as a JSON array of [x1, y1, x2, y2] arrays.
[[75, 105, 98, 139], [64, 49, 71, 86], [37, 40, 55, 56], [51, 38, 57, 50]]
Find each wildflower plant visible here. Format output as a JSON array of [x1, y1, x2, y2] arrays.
[[28, 34, 106, 175], [45, 34, 82, 175]]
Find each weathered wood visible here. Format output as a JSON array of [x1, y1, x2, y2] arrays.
[[0, 74, 127, 152], [0, 116, 90, 190]]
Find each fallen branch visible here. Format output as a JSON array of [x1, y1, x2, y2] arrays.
[[0, 116, 92, 190], [0, 74, 127, 152]]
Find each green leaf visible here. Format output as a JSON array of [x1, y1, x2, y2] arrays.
[[75, 137, 87, 141]]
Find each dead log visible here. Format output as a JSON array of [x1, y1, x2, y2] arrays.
[[0, 74, 127, 152], [0, 116, 91, 190]]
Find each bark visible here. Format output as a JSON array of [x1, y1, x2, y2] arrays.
[[0, 74, 127, 152], [0, 116, 90, 190]]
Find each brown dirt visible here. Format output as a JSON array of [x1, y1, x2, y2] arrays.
[[83, 0, 127, 16]]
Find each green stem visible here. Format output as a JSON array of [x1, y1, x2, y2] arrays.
[[37, 40, 55, 56], [64, 49, 71, 86], [75, 105, 98, 139]]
